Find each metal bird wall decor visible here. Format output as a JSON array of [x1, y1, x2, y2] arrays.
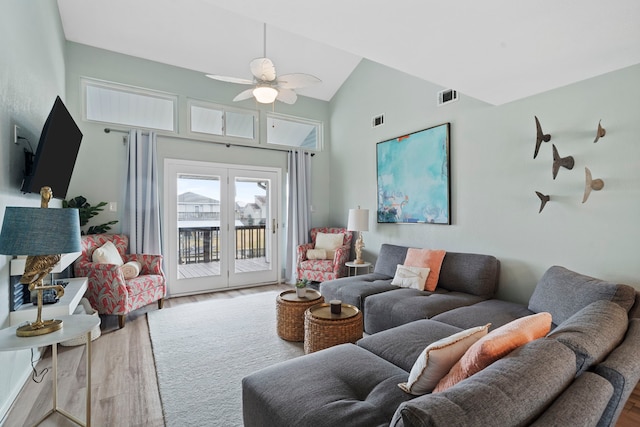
[[535, 191, 550, 213], [594, 120, 606, 143], [533, 116, 551, 159], [582, 167, 605, 203], [551, 144, 575, 179]]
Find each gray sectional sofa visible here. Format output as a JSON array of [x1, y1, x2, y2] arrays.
[[320, 244, 501, 333], [242, 244, 640, 427]]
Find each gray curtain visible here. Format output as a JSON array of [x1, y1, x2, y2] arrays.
[[285, 150, 312, 284], [122, 129, 162, 254]]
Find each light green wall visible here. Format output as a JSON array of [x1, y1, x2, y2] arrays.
[[63, 42, 333, 236], [330, 59, 640, 303], [1, 2, 639, 420], [0, 1, 67, 421]]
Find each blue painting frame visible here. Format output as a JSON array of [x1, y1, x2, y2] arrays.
[[376, 123, 451, 224]]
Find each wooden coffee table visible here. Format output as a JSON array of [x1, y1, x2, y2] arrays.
[[276, 289, 323, 342], [304, 303, 363, 354]]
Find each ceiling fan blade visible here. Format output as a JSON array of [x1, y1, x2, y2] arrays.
[[250, 57, 277, 82], [206, 74, 254, 85], [276, 88, 297, 104], [233, 89, 255, 102], [277, 73, 321, 89]]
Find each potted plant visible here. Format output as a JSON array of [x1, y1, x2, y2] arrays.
[[296, 279, 310, 297], [63, 196, 118, 235]]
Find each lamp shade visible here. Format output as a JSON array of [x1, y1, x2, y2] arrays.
[[0, 207, 81, 256], [253, 86, 278, 104], [347, 208, 369, 232]]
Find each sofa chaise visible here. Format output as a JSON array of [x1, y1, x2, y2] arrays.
[[242, 250, 640, 427]]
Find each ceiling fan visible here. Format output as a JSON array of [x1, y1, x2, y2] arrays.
[[206, 24, 321, 105]]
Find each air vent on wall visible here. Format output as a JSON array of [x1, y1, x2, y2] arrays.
[[372, 114, 384, 128], [438, 89, 458, 106]]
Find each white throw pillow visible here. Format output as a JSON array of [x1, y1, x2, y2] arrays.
[[398, 324, 491, 395], [121, 261, 142, 279], [92, 241, 124, 266], [306, 249, 328, 260], [391, 264, 431, 290], [315, 232, 344, 251]]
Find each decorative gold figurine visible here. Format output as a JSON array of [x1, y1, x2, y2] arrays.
[[15, 187, 66, 337]]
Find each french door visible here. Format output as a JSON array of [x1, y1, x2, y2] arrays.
[[165, 159, 280, 296]]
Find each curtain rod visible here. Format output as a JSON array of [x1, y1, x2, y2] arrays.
[[103, 128, 314, 156]]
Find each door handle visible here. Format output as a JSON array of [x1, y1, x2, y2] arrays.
[[272, 218, 276, 234]]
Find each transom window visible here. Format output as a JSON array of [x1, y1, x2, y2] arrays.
[[187, 99, 257, 142], [266, 113, 322, 150], [82, 78, 177, 132]]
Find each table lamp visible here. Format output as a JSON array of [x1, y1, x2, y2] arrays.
[[347, 206, 369, 264], [0, 187, 81, 337]]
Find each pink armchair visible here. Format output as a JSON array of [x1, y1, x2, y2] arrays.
[[74, 234, 166, 328], [297, 227, 353, 283]]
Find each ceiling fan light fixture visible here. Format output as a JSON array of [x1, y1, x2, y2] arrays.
[[253, 86, 278, 103]]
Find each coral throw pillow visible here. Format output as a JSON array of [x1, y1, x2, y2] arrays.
[[398, 323, 491, 395], [433, 312, 553, 392], [404, 248, 446, 291]]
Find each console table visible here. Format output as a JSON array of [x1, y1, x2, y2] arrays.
[[10, 277, 88, 327], [0, 314, 100, 426]]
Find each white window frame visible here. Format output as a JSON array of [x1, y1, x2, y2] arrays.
[[266, 112, 323, 151], [186, 98, 258, 143], [81, 78, 178, 133]]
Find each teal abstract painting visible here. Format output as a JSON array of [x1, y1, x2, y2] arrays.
[[376, 123, 450, 224]]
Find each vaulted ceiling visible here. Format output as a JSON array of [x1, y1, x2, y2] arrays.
[[57, 0, 640, 105]]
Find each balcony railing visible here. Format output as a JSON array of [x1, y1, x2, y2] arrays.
[[178, 225, 266, 264], [178, 212, 220, 220]]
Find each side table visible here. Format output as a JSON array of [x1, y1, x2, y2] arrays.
[[304, 303, 363, 354], [276, 289, 324, 342], [345, 261, 371, 277], [0, 314, 100, 427]]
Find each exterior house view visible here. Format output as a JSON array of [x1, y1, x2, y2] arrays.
[[0, 1, 639, 426]]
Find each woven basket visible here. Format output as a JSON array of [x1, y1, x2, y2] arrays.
[[304, 304, 363, 354], [60, 298, 102, 347], [276, 290, 323, 342]]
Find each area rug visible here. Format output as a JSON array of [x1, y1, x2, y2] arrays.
[[147, 291, 304, 427]]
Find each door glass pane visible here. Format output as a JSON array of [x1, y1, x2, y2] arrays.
[[177, 174, 221, 278], [234, 177, 270, 273]]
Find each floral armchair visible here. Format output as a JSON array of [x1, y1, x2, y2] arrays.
[[74, 234, 166, 328], [297, 227, 353, 283]]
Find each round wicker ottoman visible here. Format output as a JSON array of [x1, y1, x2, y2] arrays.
[[304, 303, 363, 354], [276, 289, 324, 342]]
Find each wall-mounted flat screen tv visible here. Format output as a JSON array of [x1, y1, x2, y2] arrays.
[[21, 96, 83, 199]]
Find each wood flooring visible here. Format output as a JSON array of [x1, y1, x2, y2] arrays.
[[3, 283, 640, 426]]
